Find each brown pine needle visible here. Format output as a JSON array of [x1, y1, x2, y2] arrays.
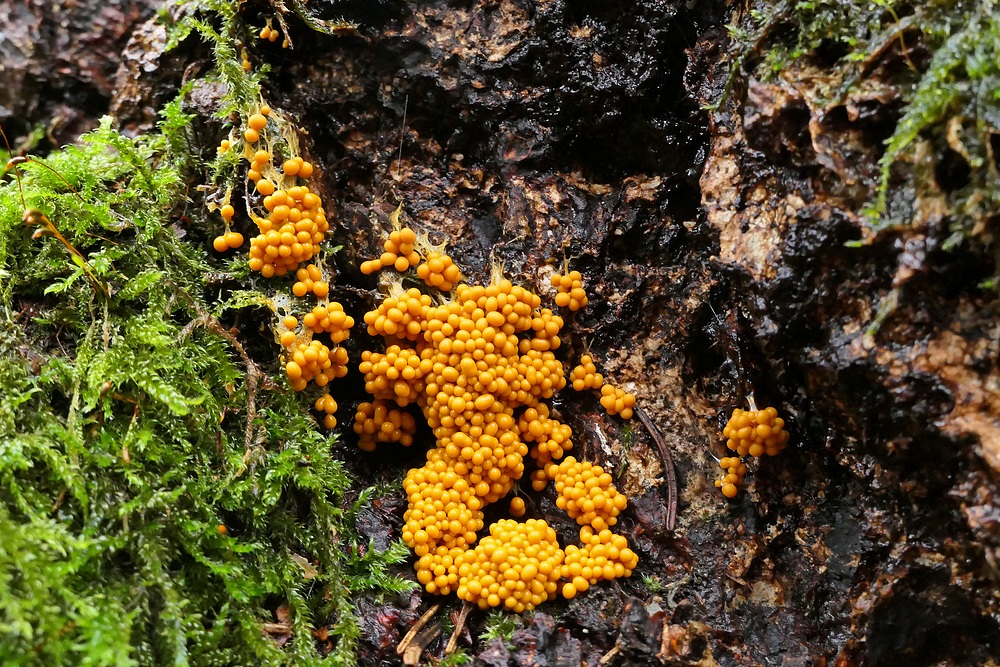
[[635, 404, 678, 531]]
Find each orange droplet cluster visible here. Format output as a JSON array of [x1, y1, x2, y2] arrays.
[[518, 404, 572, 465], [353, 250, 638, 609], [283, 339, 349, 392], [212, 104, 354, 429], [359, 345, 428, 407], [363, 288, 434, 341], [550, 270, 588, 311], [315, 394, 338, 429], [509, 496, 526, 517], [244, 112, 267, 144], [453, 519, 564, 612], [599, 384, 636, 420], [358, 221, 464, 291], [259, 19, 280, 42], [212, 199, 244, 252], [715, 404, 789, 497], [360, 226, 421, 275], [715, 456, 746, 498], [292, 263, 329, 298], [560, 527, 638, 599], [416, 251, 462, 291], [353, 400, 418, 451], [570, 354, 603, 391], [519, 308, 563, 352], [248, 182, 327, 278], [302, 302, 354, 343], [222, 109, 326, 279], [724, 406, 789, 458], [548, 457, 628, 530]]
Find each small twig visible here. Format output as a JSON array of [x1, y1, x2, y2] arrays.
[[179, 305, 262, 456], [51, 486, 68, 514], [396, 603, 440, 656], [599, 645, 620, 665], [394, 95, 408, 181], [634, 405, 677, 531], [403, 625, 441, 666], [262, 622, 292, 635], [444, 602, 472, 655]]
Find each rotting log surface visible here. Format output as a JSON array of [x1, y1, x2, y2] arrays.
[[3, 0, 999, 665]]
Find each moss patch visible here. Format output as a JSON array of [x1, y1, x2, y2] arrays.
[[0, 80, 408, 667]]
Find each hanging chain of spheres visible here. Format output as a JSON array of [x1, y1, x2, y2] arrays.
[[716, 404, 790, 498], [213, 105, 352, 426]]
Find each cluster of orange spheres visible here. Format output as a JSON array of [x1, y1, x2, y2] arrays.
[[454, 519, 564, 612], [363, 288, 433, 342], [570, 354, 603, 391], [517, 403, 573, 466], [548, 457, 628, 531], [212, 203, 244, 252], [292, 263, 330, 299], [599, 384, 636, 420], [302, 302, 354, 343], [283, 338, 349, 392], [227, 110, 326, 280], [416, 251, 462, 291], [314, 394, 339, 430], [560, 526, 638, 599], [258, 20, 282, 43], [360, 226, 420, 275], [243, 111, 268, 145], [350, 257, 639, 609], [715, 404, 789, 498], [247, 183, 328, 278], [359, 225, 464, 292], [550, 271, 588, 311], [358, 346, 427, 407], [353, 400, 418, 451], [715, 456, 747, 499], [724, 406, 789, 457]]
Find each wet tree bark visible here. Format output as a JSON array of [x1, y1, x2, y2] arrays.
[[2, 0, 998, 665]]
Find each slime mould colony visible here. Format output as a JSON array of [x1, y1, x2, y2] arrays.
[[356, 238, 640, 611], [716, 401, 790, 498], [209, 110, 639, 609], [211, 91, 786, 612]]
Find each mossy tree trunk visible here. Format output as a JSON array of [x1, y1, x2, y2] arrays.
[[2, 0, 998, 665]]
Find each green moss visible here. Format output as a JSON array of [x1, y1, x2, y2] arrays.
[[0, 50, 405, 667], [727, 0, 1000, 246], [478, 609, 519, 647], [437, 649, 472, 666]]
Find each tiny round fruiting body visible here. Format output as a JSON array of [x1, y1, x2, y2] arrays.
[[509, 497, 526, 517]]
